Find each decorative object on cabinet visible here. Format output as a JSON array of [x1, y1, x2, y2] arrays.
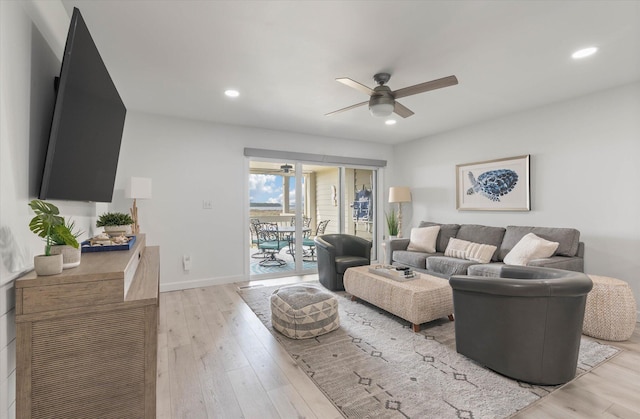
[[125, 177, 152, 234], [96, 211, 134, 236], [28, 200, 80, 275]]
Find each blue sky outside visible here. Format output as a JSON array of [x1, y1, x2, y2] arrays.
[[249, 174, 302, 206]]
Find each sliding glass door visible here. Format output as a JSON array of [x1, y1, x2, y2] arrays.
[[248, 160, 377, 279]]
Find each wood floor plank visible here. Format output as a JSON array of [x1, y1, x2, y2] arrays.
[[156, 332, 171, 419], [198, 302, 251, 372], [267, 384, 318, 419], [164, 291, 191, 349], [168, 344, 208, 419], [180, 288, 202, 308], [221, 309, 290, 392], [182, 301, 245, 418], [227, 365, 281, 419]]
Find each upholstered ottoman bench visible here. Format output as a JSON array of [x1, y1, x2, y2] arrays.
[[270, 284, 340, 339], [344, 265, 454, 332], [583, 275, 637, 341]]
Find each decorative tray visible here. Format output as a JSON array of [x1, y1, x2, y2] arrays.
[[81, 235, 136, 253], [368, 266, 416, 282]]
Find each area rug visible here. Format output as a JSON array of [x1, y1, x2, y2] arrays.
[[238, 282, 620, 419]]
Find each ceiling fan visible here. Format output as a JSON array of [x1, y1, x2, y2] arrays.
[[326, 73, 458, 118]]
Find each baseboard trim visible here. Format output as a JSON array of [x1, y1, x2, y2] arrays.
[[160, 274, 245, 292]]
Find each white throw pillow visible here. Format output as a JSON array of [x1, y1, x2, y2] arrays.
[[444, 238, 496, 264], [407, 226, 440, 253], [503, 233, 560, 266]]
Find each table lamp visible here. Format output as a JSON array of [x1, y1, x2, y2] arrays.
[[389, 186, 411, 238], [125, 177, 152, 234]]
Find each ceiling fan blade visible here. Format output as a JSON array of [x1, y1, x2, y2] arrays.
[[393, 101, 414, 118], [393, 75, 458, 99], [325, 101, 368, 116], [336, 78, 375, 96]]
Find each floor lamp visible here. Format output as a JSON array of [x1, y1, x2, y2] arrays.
[[389, 186, 411, 238], [125, 177, 152, 234]]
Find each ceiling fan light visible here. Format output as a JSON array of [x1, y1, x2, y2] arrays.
[[369, 103, 394, 117]]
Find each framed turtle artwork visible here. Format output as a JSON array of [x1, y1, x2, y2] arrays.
[[456, 155, 530, 211]]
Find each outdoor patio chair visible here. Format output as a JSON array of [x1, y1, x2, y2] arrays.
[[256, 222, 289, 267], [250, 218, 269, 259], [302, 220, 330, 261]]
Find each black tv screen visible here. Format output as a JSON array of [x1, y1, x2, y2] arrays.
[[39, 7, 126, 202]]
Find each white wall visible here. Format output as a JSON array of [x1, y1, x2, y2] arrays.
[[111, 112, 393, 291], [0, 2, 99, 417], [393, 83, 640, 320]]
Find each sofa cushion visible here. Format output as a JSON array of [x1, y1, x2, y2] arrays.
[[455, 224, 506, 261], [499, 226, 580, 259], [407, 225, 440, 253], [503, 233, 559, 266], [418, 222, 460, 253], [393, 251, 442, 270], [427, 256, 476, 276], [467, 264, 504, 277], [444, 238, 497, 264]]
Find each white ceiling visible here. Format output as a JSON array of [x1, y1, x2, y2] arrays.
[[61, 0, 640, 145]]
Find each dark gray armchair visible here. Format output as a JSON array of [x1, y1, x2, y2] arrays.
[[315, 234, 372, 291], [449, 265, 593, 385]]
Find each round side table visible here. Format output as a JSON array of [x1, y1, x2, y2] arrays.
[[583, 275, 637, 341]]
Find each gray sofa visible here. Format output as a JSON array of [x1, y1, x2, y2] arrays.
[[386, 222, 584, 278]]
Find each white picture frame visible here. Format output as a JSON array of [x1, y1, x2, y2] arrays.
[[456, 155, 530, 211]]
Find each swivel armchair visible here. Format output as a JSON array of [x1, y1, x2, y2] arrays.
[[450, 265, 593, 385], [315, 234, 372, 291]]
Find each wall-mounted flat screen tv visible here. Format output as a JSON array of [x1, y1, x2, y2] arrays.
[[39, 7, 126, 202]]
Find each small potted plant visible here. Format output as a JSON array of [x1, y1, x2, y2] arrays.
[[28, 200, 80, 275], [50, 219, 83, 269], [385, 209, 399, 239], [96, 212, 134, 236]]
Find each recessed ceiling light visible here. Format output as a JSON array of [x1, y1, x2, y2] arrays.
[[385, 119, 397, 126], [224, 89, 240, 98], [572, 47, 598, 59]]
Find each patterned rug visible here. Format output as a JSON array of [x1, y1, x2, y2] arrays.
[[238, 282, 620, 419]]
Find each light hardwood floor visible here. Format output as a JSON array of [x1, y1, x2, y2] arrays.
[[157, 274, 640, 419]]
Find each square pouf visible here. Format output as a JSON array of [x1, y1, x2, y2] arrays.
[[270, 284, 340, 339]]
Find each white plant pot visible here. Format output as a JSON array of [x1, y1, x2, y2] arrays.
[[34, 254, 63, 276], [104, 225, 132, 236], [50, 245, 81, 269]]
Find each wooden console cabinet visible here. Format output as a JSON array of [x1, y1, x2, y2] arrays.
[[15, 234, 159, 419]]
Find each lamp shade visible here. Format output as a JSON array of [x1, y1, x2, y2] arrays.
[[125, 177, 152, 199], [389, 186, 411, 203]]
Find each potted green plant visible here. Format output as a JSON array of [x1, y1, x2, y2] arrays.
[[50, 219, 83, 269], [96, 212, 134, 236], [385, 209, 399, 238], [28, 200, 79, 275]]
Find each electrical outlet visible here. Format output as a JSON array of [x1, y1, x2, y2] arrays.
[[183, 254, 192, 271], [202, 200, 213, 209]]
